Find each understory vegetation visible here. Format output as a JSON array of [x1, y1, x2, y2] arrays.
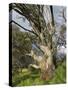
[[12, 59, 66, 86]]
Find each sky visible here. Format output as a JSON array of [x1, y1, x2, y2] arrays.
[[9, 9, 32, 32], [53, 6, 66, 25]]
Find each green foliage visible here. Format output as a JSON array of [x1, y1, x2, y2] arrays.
[[12, 27, 32, 55], [12, 24, 36, 74], [12, 60, 66, 86]]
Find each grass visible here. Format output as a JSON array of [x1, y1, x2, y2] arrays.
[[12, 60, 66, 86]]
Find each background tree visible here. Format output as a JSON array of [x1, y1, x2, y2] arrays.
[[12, 24, 38, 74]]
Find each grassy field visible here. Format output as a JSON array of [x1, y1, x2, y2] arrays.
[[12, 60, 66, 86]]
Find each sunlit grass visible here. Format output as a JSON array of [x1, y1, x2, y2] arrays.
[[12, 60, 66, 86]]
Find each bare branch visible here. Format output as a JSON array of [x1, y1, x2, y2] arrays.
[[62, 9, 66, 22], [9, 20, 39, 37]]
